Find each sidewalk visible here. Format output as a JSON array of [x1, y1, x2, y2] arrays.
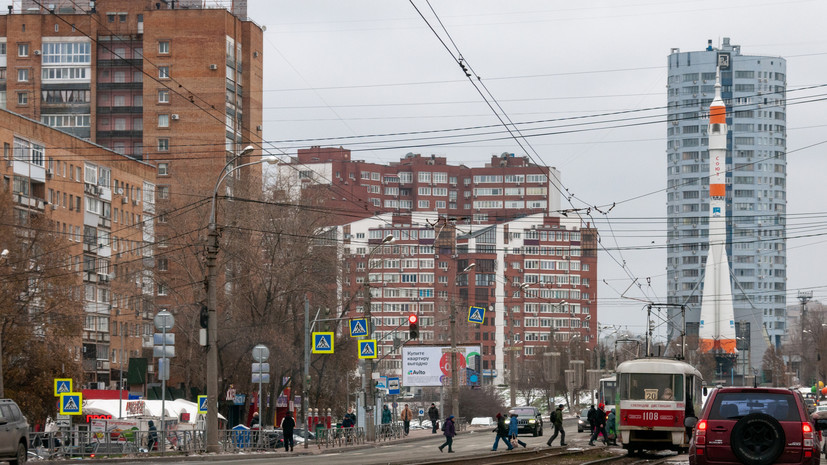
[[36, 425, 487, 463]]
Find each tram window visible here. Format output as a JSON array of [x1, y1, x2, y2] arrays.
[[620, 374, 684, 401]]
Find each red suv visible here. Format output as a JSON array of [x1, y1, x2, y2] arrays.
[[686, 387, 827, 465]]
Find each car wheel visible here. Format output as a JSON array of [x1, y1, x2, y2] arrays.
[[578, 426, 583, 433], [729, 413, 785, 465], [10, 441, 26, 465], [532, 427, 538, 437]]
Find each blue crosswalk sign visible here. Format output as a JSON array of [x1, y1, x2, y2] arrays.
[[312, 332, 334, 354], [349, 318, 368, 338], [60, 393, 82, 415], [198, 395, 208, 414], [358, 339, 377, 359], [468, 306, 486, 324], [54, 378, 72, 397]]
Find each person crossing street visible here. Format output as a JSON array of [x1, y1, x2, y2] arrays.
[[546, 404, 567, 447]]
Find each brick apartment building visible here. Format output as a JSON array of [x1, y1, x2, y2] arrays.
[[0, 0, 264, 387], [0, 108, 156, 387], [338, 211, 598, 387], [275, 146, 563, 225]]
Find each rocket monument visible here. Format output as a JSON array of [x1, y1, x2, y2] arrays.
[[698, 67, 737, 356]]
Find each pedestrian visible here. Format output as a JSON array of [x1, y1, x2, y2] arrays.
[[508, 412, 527, 449], [428, 403, 440, 434], [147, 420, 158, 451], [250, 411, 260, 428], [381, 404, 392, 424], [400, 404, 414, 436], [546, 404, 567, 447], [606, 408, 617, 446], [281, 411, 296, 452], [343, 407, 356, 428], [587, 404, 597, 435], [491, 412, 514, 451], [438, 415, 456, 453], [589, 403, 608, 446]]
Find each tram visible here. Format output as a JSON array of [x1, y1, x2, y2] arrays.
[[615, 358, 703, 454], [598, 375, 617, 413]]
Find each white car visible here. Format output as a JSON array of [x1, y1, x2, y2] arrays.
[[471, 417, 495, 427]]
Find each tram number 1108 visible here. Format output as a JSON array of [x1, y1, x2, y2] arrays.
[[641, 411, 659, 421]]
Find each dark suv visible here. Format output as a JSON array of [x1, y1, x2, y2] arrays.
[[687, 387, 827, 465], [0, 399, 28, 465], [506, 407, 543, 437]]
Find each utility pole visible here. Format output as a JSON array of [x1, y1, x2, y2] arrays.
[[799, 291, 813, 383], [205, 227, 219, 452], [364, 234, 394, 441]]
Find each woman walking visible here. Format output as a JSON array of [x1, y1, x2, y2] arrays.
[[438, 415, 456, 453]]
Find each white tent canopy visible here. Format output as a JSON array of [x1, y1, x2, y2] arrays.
[[83, 399, 225, 424]]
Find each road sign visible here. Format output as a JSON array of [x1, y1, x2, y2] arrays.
[[59, 392, 82, 415], [418, 408, 425, 416], [251, 373, 271, 383], [312, 332, 334, 354], [54, 378, 72, 397], [468, 306, 486, 324], [349, 318, 368, 337], [358, 339, 377, 359], [376, 376, 387, 390], [197, 395, 208, 414], [388, 377, 400, 395]]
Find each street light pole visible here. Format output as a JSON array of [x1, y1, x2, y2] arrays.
[[204, 145, 266, 452], [450, 263, 475, 418], [364, 234, 394, 441], [510, 283, 530, 408]]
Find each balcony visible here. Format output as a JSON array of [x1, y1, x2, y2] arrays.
[[96, 106, 143, 114], [97, 82, 142, 90], [96, 130, 143, 139], [14, 193, 45, 211]]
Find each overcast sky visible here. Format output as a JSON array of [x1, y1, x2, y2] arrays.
[[246, 0, 827, 337]]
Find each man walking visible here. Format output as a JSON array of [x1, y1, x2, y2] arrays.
[[491, 413, 514, 451], [428, 403, 440, 434], [589, 403, 607, 446], [281, 411, 296, 452], [546, 404, 567, 447], [400, 404, 414, 436], [438, 415, 456, 453], [587, 404, 597, 435]]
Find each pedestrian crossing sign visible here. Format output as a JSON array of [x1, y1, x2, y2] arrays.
[[358, 339, 377, 359], [54, 378, 72, 397], [312, 332, 334, 354], [349, 318, 368, 338], [468, 306, 486, 324], [59, 392, 82, 415], [198, 395, 208, 414]]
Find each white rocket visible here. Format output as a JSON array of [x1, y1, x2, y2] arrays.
[[698, 67, 737, 355]]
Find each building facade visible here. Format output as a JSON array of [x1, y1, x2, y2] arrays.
[[275, 146, 563, 225], [339, 212, 598, 387], [665, 38, 787, 374], [0, 108, 156, 387]]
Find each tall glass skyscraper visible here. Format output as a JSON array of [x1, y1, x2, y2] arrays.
[[665, 38, 787, 375]]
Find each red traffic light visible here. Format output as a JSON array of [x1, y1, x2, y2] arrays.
[[408, 314, 418, 324]]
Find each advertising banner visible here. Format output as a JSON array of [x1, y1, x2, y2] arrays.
[[402, 346, 481, 387]]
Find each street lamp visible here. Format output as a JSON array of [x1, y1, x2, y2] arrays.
[[205, 145, 275, 453], [450, 262, 475, 419], [364, 233, 394, 441]]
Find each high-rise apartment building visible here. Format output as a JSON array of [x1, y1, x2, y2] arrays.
[[338, 212, 598, 387], [0, 108, 156, 386], [665, 38, 787, 375], [275, 146, 563, 226], [0, 0, 263, 387]]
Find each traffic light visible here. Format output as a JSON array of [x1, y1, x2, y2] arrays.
[[409, 314, 419, 339], [200, 305, 208, 328]]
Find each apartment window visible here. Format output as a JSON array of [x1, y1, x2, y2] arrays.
[[157, 258, 168, 271], [16, 68, 28, 82], [158, 40, 169, 54], [158, 66, 169, 79], [158, 114, 169, 128], [158, 162, 169, 176], [107, 13, 115, 23], [119, 13, 127, 22], [157, 185, 169, 199], [158, 89, 169, 103], [17, 43, 28, 57], [157, 139, 169, 151], [17, 92, 27, 105]]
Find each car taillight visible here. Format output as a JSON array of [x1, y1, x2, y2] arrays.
[[695, 420, 707, 445], [803, 422, 814, 448]]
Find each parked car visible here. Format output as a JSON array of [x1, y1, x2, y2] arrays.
[[577, 408, 590, 433], [0, 398, 28, 465], [687, 386, 827, 465], [506, 407, 543, 437]]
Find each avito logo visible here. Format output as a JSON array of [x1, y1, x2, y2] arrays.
[[407, 370, 426, 375]]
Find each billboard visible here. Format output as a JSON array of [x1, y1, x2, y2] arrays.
[[402, 346, 481, 387]]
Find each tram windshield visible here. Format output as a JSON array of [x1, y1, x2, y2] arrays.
[[619, 373, 684, 401], [600, 379, 617, 405]]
